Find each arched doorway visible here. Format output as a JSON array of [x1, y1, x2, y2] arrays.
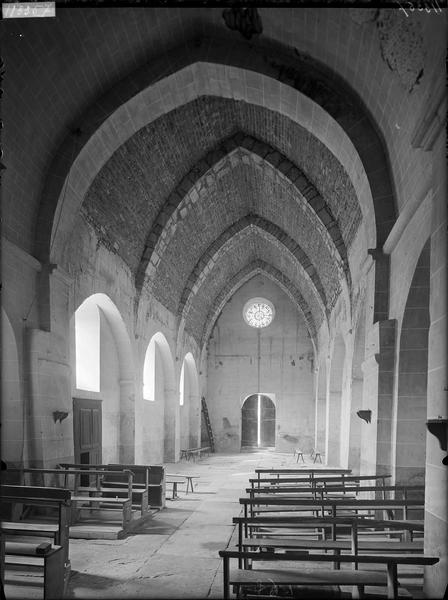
[[241, 394, 275, 449]]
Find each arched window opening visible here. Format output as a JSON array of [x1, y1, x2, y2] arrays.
[[75, 301, 100, 392], [179, 361, 185, 406], [143, 338, 156, 401]]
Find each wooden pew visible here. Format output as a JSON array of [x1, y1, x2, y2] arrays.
[[58, 467, 133, 527], [254, 467, 351, 481], [246, 484, 425, 509], [239, 496, 424, 523], [148, 465, 166, 509], [218, 548, 438, 599], [233, 516, 423, 568], [0, 485, 71, 594], [59, 463, 150, 517], [58, 463, 149, 518], [233, 515, 425, 561], [239, 534, 424, 555], [250, 473, 391, 489], [2, 539, 65, 600], [236, 513, 424, 563]]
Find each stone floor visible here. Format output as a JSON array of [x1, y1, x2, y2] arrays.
[[65, 450, 425, 599], [66, 449, 295, 598]]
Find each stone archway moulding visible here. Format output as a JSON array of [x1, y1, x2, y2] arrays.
[[41, 61, 377, 268], [177, 218, 329, 322], [140, 139, 350, 295], [198, 259, 322, 361], [144, 331, 176, 392]]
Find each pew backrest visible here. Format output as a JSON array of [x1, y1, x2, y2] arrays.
[[0, 484, 71, 568]]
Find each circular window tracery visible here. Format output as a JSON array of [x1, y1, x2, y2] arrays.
[[243, 298, 275, 328]]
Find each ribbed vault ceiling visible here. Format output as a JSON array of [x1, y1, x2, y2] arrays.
[[82, 95, 364, 346]]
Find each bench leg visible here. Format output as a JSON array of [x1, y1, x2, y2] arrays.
[[333, 548, 341, 570], [351, 584, 364, 599], [222, 555, 229, 599], [122, 500, 133, 529], [44, 549, 65, 600], [387, 563, 398, 599], [141, 490, 149, 515]]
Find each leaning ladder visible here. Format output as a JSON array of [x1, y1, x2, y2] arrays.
[[201, 397, 215, 453]]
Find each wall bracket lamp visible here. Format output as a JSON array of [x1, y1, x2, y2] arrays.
[[357, 410, 372, 424], [53, 411, 69, 424]]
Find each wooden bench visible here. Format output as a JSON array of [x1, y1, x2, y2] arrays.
[[1, 540, 65, 600], [54, 467, 134, 529], [233, 515, 425, 560], [180, 447, 211, 461], [250, 473, 392, 490], [239, 535, 424, 555], [218, 548, 438, 599], [246, 484, 425, 513], [0, 485, 71, 582], [240, 496, 424, 526], [293, 448, 304, 463], [58, 463, 150, 517], [238, 514, 424, 564], [147, 465, 166, 509], [255, 467, 351, 480], [310, 448, 322, 463], [166, 474, 199, 494]]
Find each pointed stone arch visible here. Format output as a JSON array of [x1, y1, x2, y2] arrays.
[[137, 135, 349, 295], [37, 51, 383, 273], [178, 214, 328, 319], [200, 259, 322, 355], [72, 293, 135, 462], [142, 331, 177, 462], [179, 352, 200, 451]]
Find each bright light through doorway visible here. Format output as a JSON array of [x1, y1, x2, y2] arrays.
[[257, 394, 261, 447]]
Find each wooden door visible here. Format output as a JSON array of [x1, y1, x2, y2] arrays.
[[73, 398, 102, 466], [259, 395, 275, 447], [241, 395, 258, 447]]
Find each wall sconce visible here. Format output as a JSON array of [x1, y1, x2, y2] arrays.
[[426, 417, 447, 451], [357, 410, 372, 424], [426, 417, 447, 467], [53, 411, 69, 424]]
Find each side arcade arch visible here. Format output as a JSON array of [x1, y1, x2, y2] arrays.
[[72, 293, 135, 463], [179, 352, 200, 452], [139, 331, 177, 463]]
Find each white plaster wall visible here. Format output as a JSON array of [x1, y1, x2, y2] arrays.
[[206, 274, 315, 454]]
